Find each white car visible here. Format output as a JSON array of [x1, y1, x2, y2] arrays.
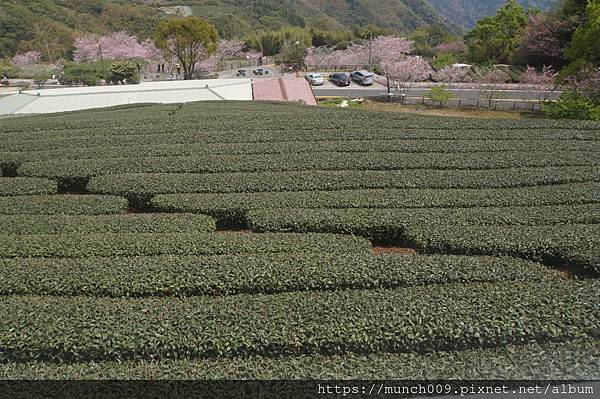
[[305, 73, 324, 86]]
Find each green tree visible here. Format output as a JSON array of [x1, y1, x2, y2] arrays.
[[279, 39, 307, 70], [60, 62, 102, 86], [566, 0, 600, 68], [154, 17, 219, 80], [432, 53, 457, 70], [106, 60, 139, 85], [410, 26, 448, 57], [465, 0, 529, 64], [426, 85, 454, 107]]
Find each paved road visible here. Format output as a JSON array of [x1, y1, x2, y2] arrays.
[[313, 80, 560, 101], [312, 79, 560, 110]]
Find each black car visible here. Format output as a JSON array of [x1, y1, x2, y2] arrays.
[[329, 73, 351, 86]]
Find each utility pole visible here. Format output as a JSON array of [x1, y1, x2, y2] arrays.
[[96, 35, 105, 77], [368, 31, 373, 72]]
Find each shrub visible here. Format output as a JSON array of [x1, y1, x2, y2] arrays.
[[0, 195, 127, 215], [106, 60, 139, 85], [0, 254, 550, 297], [404, 224, 600, 275], [0, 280, 597, 362], [246, 204, 600, 243], [544, 92, 600, 121], [2, 339, 598, 380], [0, 213, 215, 235], [150, 182, 600, 224], [60, 62, 101, 86], [0, 178, 57, 196], [16, 152, 600, 184], [0, 232, 371, 258]]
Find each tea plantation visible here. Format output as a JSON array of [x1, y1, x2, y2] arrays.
[[0, 101, 599, 379]]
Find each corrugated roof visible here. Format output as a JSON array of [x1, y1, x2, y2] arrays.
[[0, 79, 253, 115], [252, 78, 317, 106]]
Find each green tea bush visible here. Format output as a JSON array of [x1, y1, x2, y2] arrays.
[[2, 126, 600, 153], [151, 182, 600, 224], [0, 195, 128, 215], [404, 224, 600, 274], [0, 232, 371, 258], [18, 152, 600, 186], [0, 177, 57, 196], [0, 213, 215, 235], [0, 254, 550, 297], [87, 167, 600, 204], [0, 280, 597, 362], [2, 339, 598, 380], [247, 204, 600, 242], [1, 139, 599, 171]]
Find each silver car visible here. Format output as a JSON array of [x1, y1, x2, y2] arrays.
[[350, 70, 374, 86], [305, 73, 324, 86]]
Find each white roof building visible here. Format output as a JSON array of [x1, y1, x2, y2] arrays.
[[0, 79, 252, 115]]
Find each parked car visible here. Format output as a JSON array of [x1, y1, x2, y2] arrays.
[[350, 70, 374, 86], [253, 68, 268, 75], [329, 72, 350, 86], [304, 73, 324, 86], [236, 70, 247, 77]]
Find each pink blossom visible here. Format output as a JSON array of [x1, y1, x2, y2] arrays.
[[12, 51, 42, 68], [304, 36, 413, 69], [382, 56, 432, 98], [74, 32, 160, 63], [520, 65, 557, 88], [436, 65, 473, 84]]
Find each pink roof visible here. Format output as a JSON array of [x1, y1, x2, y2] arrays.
[[252, 78, 317, 106]]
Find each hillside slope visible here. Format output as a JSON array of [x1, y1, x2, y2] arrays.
[[156, 0, 456, 33], [0, 0, 162, 59], [427, 0, 560, 29]]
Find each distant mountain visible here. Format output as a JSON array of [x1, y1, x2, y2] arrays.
[[155, 0, 458, 33], [426, 0, 561, 30]]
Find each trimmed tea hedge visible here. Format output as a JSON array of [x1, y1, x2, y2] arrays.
[[151, 182, 600, 224], [0, 232, 371, 258], [2, 139, 599, 169], [0, 213, 215, 235], [0, 254, 551, 297], [1, 100, 599, 137], [0, 280, 597, 362], [87, 167, 600, 200], [17, 152, 600, 183], [0, 177, 57, 196], [404, 224, 600, 274], [3, 339, 598, 379], [247, 204, 600, 241], [0, 195, 128, 215]]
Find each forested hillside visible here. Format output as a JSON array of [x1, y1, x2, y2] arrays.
[[427, 0, 560, 29], [155, 0, 455, 33], [0, 0, 162, 60]]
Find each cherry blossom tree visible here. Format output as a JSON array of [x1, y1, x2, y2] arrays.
[[304, 36, 413, 70], [565, 67, 600, 103], [12, 51, 42, 68], [244, 50, 263, 65], [382, 56, 432, 102], [74, 32, 160, 63], [436, 65, 473, 88], [520, 65, 558, 105], [520, 65, 557, 87], [196, 40, 249, 72], [474, 66, 511, 107]]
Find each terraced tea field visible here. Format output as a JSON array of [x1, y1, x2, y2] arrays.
[[0, 101, 599, 379]]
